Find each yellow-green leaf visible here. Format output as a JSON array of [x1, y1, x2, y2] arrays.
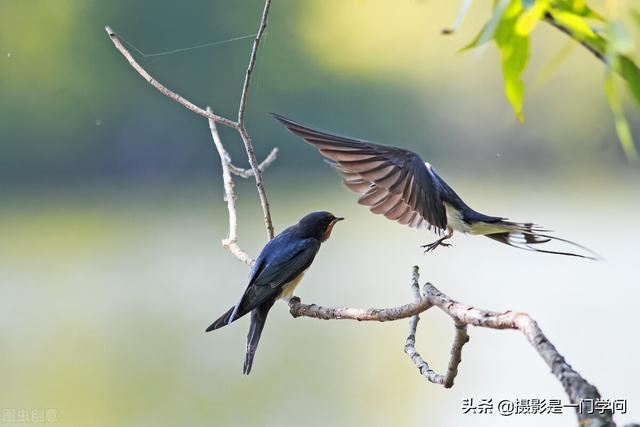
[[459, 24, 488, 52], [495, 7, 529, 121], [548, 9, 597, 40], [516, 0, 549, 36], [617, 55, 640, 108], [551, 0, 604, 21], [476, 0, 513, 48]]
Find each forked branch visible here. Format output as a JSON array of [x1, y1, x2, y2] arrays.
[[105, 0, 276, 260], [289, 266, 617, 427]]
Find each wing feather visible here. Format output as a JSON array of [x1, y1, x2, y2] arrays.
[[345, 178, 372, 193], [398, 210, 417, 225], [273, 114, 447, 232], [385, 203, 410, 221], [358, 186, 388, 206]]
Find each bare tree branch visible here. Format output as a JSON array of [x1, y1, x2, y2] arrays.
[[236, 125, 274, 240], [289, 266, 618, 427], [402, 266, 469, 388], [404, 268, 444, 384], [105, 0, 277, 245], [229, 147, 279, 178], [289, 295, 432, 322], [207, 107, 254, 265], [104, 26, 237, 129], [235, 0, 275, 240], [237, 0, 271, 125], [443, 322, 469, 388]]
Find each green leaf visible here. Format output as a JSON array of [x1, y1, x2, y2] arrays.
[[548, 9, 598, 40], [606, 20, 640, 108], [476, 0, 512, 48], [516, 0, 549, 36], [459, 0, 511, 52], [494, 3, 529, 121], [550, 0, 604, 21], [459, 24, 488, 52], [604, 72, 639, 162], [617, 55, 640, 108]]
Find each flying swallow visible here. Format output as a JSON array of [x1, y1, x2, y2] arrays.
[[273, 114, 598, 259], [206, 211, 344, 374]]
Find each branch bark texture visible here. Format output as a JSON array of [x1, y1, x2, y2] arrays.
[[289, 266, 618, 427]]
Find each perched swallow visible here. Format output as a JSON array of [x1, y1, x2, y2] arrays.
[[206, 211, 344, 374], [273, 114, 598, 259]]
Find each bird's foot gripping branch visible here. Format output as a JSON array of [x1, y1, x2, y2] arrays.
[[289, 266, 618, 427]]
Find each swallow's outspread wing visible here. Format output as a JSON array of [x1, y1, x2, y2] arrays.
[[274, 115, 599, 260], [272, 114, 449, 235]]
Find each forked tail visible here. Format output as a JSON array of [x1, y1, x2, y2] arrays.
[[243, 300, 275, 375], [485, 221, 600, 260]]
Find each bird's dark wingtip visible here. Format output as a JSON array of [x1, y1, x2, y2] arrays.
[[204, 320, 222, 333], [270, 112, 295, 126], [205, 305, 236, 333]]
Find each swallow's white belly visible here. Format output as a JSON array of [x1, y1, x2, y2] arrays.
[[279, 271, 306, 300], [445, 202, 508, 235], [444, 203, 471, 233]]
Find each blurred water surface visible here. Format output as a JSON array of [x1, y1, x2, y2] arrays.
[[1, 175, 639, 426]]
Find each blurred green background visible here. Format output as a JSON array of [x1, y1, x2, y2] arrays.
[[1, 0, 639, 426]]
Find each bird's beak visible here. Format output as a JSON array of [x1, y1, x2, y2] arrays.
[[322, 216, 344, 242]]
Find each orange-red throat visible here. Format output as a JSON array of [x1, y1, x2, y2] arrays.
[[322, 217, 344, 242]]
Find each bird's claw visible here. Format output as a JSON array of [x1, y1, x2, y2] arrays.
[[421, 239, 452, 253]]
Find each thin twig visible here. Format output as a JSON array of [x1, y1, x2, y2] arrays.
[[104, 26, 237, 129], [237, 0, 271, 125], [235, 0, 275, 240], [229, 147, 279, 178], [288, 266, 619, 427], [207, 107, 254, 265], [235, 127, 274, 239]]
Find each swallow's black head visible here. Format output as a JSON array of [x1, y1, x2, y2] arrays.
[[296, 211, 344, 242]]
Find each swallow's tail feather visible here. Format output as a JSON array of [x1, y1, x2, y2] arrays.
[[243, 300, 275, 375], [485, 221, 600, 260], [205, 306, 237, 332]]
